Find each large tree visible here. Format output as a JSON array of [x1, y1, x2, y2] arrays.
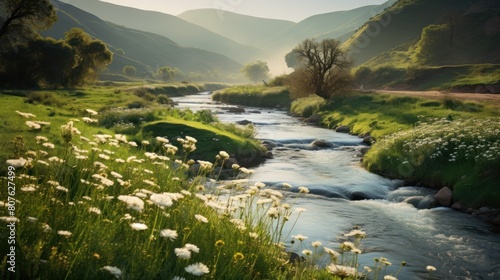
[[241, 61, 270, 83], [291, 38, 352, 99], [0, 0, 56, 51]]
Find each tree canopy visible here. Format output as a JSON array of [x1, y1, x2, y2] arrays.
[[0, 0, 56, 51], [290, 38, 352, 99], [241, 61, 270, 83]]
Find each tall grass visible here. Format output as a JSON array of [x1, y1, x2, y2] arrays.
[[212, 86, 291, 108], [0, 110, 429, 280], [364, 117, 500, 207]]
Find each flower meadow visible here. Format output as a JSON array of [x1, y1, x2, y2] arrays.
[[364, 117, 500, 207], [0, 110, 438, 280]]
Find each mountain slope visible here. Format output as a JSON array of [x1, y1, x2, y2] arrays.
[[178, 9, 295, 50], [59, 0, 268, 64], [342, 0, 495, 66], [43, 1, 242, 75]]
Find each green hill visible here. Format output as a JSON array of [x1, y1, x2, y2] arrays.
[[43, 1, 242, 76], [59, 0, 268, 64], [343, 0, 500, 67]]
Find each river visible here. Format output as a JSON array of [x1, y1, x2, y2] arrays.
[[172, 92, 500, 280]]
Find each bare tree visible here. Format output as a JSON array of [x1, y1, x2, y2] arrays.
[[291, 38, 352, 99]]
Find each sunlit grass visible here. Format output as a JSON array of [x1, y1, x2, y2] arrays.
[[212, 86, 291, 108]]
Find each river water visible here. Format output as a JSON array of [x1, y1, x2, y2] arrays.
[[172, 92, 500, 280]]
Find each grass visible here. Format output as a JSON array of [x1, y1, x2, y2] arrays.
[[212, 86, 291, 108], [0, 104, 421, 279], [290, 91, 500, 207]]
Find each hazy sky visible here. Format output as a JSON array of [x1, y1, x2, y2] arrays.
[[101, 0, 389, 22]]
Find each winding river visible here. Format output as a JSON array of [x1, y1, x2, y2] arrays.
[[172, 92, 500, 280]]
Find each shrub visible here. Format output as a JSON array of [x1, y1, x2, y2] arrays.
[[25, 91, 64, 107]]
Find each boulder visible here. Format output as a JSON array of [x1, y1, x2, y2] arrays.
[[311, 139, 334, 148], [264, 151, 274, 159], [435, 187, 453, 207], [304, 114, 321, 123], [363, 136, 375, 145], [451, 201, 463, 211], [476, 207, 492, 215], [223, 158, 239, 169], [237, 119, 253, 125], [360, 147, 371, 155], [335, 125, 350, 133], [227, 107, 245, 113]]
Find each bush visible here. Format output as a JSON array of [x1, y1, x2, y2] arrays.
[[25, 91, 64, 107], [123, 65, 137, 76]]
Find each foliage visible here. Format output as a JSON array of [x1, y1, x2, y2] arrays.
[[363, 118, 500, 207], [290, 39, 352, 99], [290, 96, 327, 118], [416, 24, 451, 65], [212, 86, 291, 108], [241, 61, 270, 83], [122, 66, 137, 76], [157, 66, 182, 82], [0, 0, 56, 51]]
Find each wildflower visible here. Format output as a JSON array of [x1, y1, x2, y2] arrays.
[[292, 234, 308, 241], [110, 171, 123, 179], [99, 154, 110, 160], [384, 276, 398, 280], [6, 158, 27, 168], [82, 117, 98, 123], [185, 136, 197, 143], [128, 141, 138, 147], [267, 207, 280, 218], [185, 243, 200, 253], [57, 230, 72, 237], [302, 249, 312, 256], [150, 193, 173, 207], [239, 167, 254, 174], [312, 241, 322, 248], [118, 195, 144, 212], [324, 247, 340, 258], [16, 110, 36, 118], [88, 207, 102, 215], [282, 182, 292, 189], [27, 217, 38, 223], [172, 277, 185, 280], [21, 185, 37, 192], [101, 266, 121, 279], [215, 240, 225, 247], [344, 229, 366, 239], [156, 136, 169, 143], [85, 109, 98, 116], [352, 248, 362, 254], [43, 142, 55, 149], [141, 140, 150, 146], [231, 163, 240, 170], [130, 223, 148, 231], [426, 265, 436, 272], [249, 232, 259, 239], [233, 252, 245, 262], [219, 151, 230, 159], [295, 207, 307, 213], [340, 241, 356, 252], [175, 247, 191, 259], [160, 229, 178, 241], [298, 186, 309, 193], [326, 264, 356, 278], [195, 214, 208, 223], [26, 121, 41, 129], [185, 262, 209, 276], [56, 186, 69, 193]]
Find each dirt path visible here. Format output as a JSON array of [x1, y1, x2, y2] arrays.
[[374, 89, 500, 103]]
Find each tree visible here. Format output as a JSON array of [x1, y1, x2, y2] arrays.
[[157, 66, 181, 81], [241, 61, 270, 83], [123, 65, 137, 76], [64, 28, 113, 86], [0, 0, 56, 51], [290, 38, 352, 99]]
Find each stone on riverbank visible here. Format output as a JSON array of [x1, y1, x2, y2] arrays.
[[335, 125, 350, 133], [435, 187, 453, 207]]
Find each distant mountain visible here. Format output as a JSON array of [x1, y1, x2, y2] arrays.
[[43, 1, 242, 75], [59, 0, 268, 64], [342, 0, 500, 67], [178, 9, 295, 50], [179, 1, 395, 56]]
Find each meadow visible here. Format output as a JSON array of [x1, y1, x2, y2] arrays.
[[291, 92, 500, 208], [0, 85, 436, 279]]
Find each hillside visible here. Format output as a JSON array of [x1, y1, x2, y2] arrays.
[[342, 0, 500, 67], [43, 1, 242, 76], [178, 9, 295, 50], [59, 0, 269, 64]]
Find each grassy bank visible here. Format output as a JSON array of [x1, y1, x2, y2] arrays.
[[291, 92, 500, 208], [0, 87, 421, 279], [212, 86, 291, 108]]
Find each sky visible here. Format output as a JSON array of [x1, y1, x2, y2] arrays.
[[100, 0, 389, 22]]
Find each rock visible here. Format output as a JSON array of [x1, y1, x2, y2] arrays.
[[476, 207, 491, 215], [362, 136, 375, 145], [359, 132, 371, 138], [490, 217, 500, 226], [335, 125, 350, 133], [451, 202, 463, 211], [237, 119, 253, 125], [311, 139, 334, 148], [227, 107, 245, 113], [264, 151, 274, 159], [360, 147, 371, 155], [304, 114, 321, 123], [262, 140, 277, 151], [248, 110, 261, 114], [435, 187, 453, 207], [223, 158, 239, 169]]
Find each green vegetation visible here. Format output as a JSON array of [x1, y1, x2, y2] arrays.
[[364, 118, 500, 208], [290, 91, 500, 207], [241, 61, 270, 83], [212, 86, 291, 108]]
